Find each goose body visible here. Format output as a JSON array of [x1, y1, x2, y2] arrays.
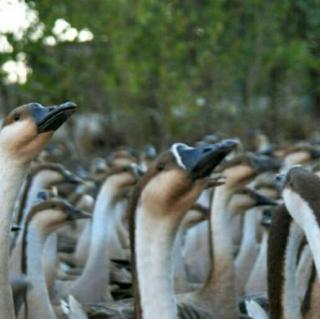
[[0, 102, 75, 318]]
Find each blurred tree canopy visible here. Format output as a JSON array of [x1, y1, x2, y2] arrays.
[[1, 0, 320, 148]]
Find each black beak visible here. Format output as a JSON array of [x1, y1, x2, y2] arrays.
[[175, 139, 238, 179], [65, 204, 91, 221], [252, 191, 277, 207], [251, 155, 280, 173], [32, 101, 76, 134]]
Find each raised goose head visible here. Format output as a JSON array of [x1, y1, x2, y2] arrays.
[[275, 166, 320, 228], [130, 139, 238, 319], [0, 102, 76, 164], [130, 139, 238, 221]]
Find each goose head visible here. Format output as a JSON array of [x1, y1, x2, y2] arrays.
[[218, 153, 279, 188], [30, 162, 82, 187], [27, 199, 90, 233], [251, 173, 280, 200], [283, 143, 320, 167], [107, 147, 138, 168], [228, 187, 277, 214], [275, 166, 320, 219], [134, 139, 238, 215], [102, 164, 143, 200], [0, 102, 76, 164]]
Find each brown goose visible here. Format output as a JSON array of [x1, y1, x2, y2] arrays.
[[179, 154, 277, 319], [277, 167, 320, 281], [56, 165, 141, 304], [0, 101, 75, 319], [20, 199, 89, 319], [129, 140, 237, 319]]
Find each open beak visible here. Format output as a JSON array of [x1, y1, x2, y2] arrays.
[[32, 101, 76, 134], [178, 139, 238, 179]]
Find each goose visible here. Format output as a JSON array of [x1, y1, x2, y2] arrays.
[[174, 206, 209, 293], [245, 208, 272, 295], [56, 164, 141, 304], [14, 162, 82, 229], [20, 198, 89, 319], [276, 167, 320, 280], [267, 204, 305, 319], [129, 140, 238, 319], [236, 206, 269, 296], [296, 245, 313, 305], [65, 193, 95, 268], [0, 101, 76, 319], [10, 163, 82, 294], [174, 187, 274, 296], [107, 148, 138, 168], [282, 144, 320, 169], [179, 153, 277, 319]]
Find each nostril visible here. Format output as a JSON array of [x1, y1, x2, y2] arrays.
[[203, 147, 212, 153], [48, 107, 55, 111]]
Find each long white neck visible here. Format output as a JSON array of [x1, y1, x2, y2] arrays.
[[283, 222, 304, 319], [235, 208, 259, 294], [135, 205, 183, 319], [25, 224, 57, 319], [296, 245, 313, 303], [283, 189, 320, 280], [173, 224, 188, 292], [68, 183, 115, 303], [43, 233, 58, 299], [14, 172, 52, 246], [23, 173, 48, 218], [0, 155, 26, 319], [202, 185, 239, 319], [245, 230, 268, 295]]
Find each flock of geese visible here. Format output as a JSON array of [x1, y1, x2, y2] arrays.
[[0, 101, 320, 319]]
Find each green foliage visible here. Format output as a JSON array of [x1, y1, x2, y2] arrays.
[[1, 0, 320, 147]]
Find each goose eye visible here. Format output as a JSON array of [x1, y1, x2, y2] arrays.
[[13, 113, 21, 121], [51, 204, 56, 209]]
